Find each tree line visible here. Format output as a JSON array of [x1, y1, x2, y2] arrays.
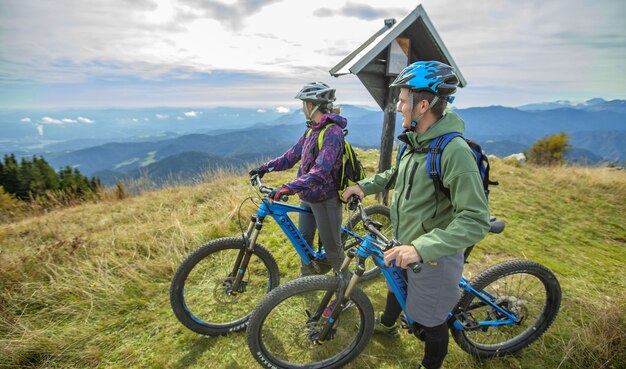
[[0, 154, 101, 201]]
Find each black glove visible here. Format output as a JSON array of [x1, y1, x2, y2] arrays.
[[248, 167, 266, 178], [268, 185, 293, 201]]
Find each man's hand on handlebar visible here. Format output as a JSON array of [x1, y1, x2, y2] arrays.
[[384, 245, 422, 269], [341, 185, 364, 203]]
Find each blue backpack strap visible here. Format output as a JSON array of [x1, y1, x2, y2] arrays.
[[425, 132, 463, 218], [426, 132, 463, 193]]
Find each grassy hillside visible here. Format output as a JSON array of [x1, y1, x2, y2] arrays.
[[1, 149, 625, 369]]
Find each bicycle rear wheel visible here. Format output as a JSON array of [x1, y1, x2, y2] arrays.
[[247, 275, 374, 369], [451, 260, 561, 358], [170, 237, 280, 336], [342, 205, 391, 281]]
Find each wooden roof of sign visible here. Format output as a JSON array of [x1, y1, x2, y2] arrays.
[[329, 4, 466, 110]]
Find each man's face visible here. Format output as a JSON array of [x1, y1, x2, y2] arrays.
[[397, 88, 414, 129], [397, 88, 431, 132]]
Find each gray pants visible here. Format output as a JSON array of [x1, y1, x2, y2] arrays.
[[299, 197, 344, 275], [404, 251, 465, 327]]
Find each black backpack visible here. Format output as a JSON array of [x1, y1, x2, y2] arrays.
[[396, 132, 498, 201], [306, 124, 366, 200]]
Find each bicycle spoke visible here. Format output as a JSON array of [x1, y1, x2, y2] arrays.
[[259, 289, 363, 366], [183, 248, 270, 325], [463, 272, 547, 347]]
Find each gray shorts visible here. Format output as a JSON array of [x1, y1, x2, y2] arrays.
[[403, 251, 465, 327]]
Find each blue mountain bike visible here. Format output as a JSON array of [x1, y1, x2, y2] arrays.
[[246, 197, 562, 368], [169, 175, 392, 336]]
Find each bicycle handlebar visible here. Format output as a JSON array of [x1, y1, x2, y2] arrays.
[[348, 195, 421, 273], [250, 174, 289, 201]]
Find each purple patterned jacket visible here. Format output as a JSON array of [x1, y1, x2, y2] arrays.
[[260, 113, 347, 203]]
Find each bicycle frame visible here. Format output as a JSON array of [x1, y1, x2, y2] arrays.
[[318, 198, 521, 338], [253, 198, 362, 265], [228, 193, 363, 295], [348, 234, 520, 332]]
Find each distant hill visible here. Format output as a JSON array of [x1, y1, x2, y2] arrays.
[[519, 98, 626, 114], [4, 99, 625, 183], [92, 152, 248, 186]]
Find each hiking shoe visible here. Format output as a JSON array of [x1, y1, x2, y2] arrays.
[[373, 312, 399, 337], [322, 298, 353, 319]]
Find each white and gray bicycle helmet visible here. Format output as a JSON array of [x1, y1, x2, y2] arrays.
[[294, 82, 336, 103]]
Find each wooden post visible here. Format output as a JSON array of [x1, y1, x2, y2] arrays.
[[375, 84, 398, 205]]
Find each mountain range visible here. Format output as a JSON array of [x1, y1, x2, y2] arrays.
[[1, 99, 624, 185]]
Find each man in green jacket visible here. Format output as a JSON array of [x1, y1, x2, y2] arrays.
[[342, 61, 490, 369]]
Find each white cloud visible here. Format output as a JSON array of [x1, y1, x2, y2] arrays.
[[275, 106, 290, 113], [20, 117, 31, 122], [132, 118, 139, 122], [39, 116, 94, 124], [144, 117, 149, 121], [257, 109, 266, 113], [184, 110, 202, 117], [40, 116, 63, 124], [176, 116, 184, 120], [1, 0, 624, 108], [36, 125, 44, 136], [156, 113, 169, 119], [77, 116, 94, 123]]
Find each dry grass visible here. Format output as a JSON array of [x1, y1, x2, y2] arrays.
[[1, 153, 625, 369]]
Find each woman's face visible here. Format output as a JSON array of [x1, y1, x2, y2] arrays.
[[302, 101, 310, 116]]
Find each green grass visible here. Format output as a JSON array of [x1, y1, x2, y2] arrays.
[[114, 157, 141, 169], [1, 151, 625, 369], [141, 151, 158, 167]]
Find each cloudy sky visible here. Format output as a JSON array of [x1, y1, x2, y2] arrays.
[[1, 0, 624, 110]]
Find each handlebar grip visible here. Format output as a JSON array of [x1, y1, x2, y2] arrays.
[[348, 195, 360, 211], [408, 262, 422, 273]]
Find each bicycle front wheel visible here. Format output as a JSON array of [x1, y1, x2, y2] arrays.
[[451, 260, 562, 358], [342, 205, 391, 281], [170, 237, 280, 336], [247, 275, 374, 369]]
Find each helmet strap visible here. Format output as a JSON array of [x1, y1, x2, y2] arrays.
[[303, 101, 320, 127], [410, 94, 440, 130]]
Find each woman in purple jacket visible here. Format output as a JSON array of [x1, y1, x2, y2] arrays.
[[249, 82, 346, 276]]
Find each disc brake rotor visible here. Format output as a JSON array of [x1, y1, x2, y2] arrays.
[[495, 296, 529, 323], [213, 276, 248, 304]]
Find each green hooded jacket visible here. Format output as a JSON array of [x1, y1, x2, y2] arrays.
[[358, 110, 490, 263]]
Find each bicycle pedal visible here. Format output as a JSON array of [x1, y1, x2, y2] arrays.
[[454, 312, 481, 331], [399, 313, 411, 331]]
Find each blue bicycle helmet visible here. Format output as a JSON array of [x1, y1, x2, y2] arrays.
[[390, 61, 459, 96]]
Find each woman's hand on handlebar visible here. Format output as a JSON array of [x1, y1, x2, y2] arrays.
[[341, 185, 364, 203], [268, 185, 293, 201], [248, 167, 266, 179]]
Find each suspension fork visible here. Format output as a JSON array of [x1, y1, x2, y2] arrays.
[[316, 248, 364, 343], [308, 248, 356, 323], [229, 216, 264, 294], [229, 216, 256, 277]]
